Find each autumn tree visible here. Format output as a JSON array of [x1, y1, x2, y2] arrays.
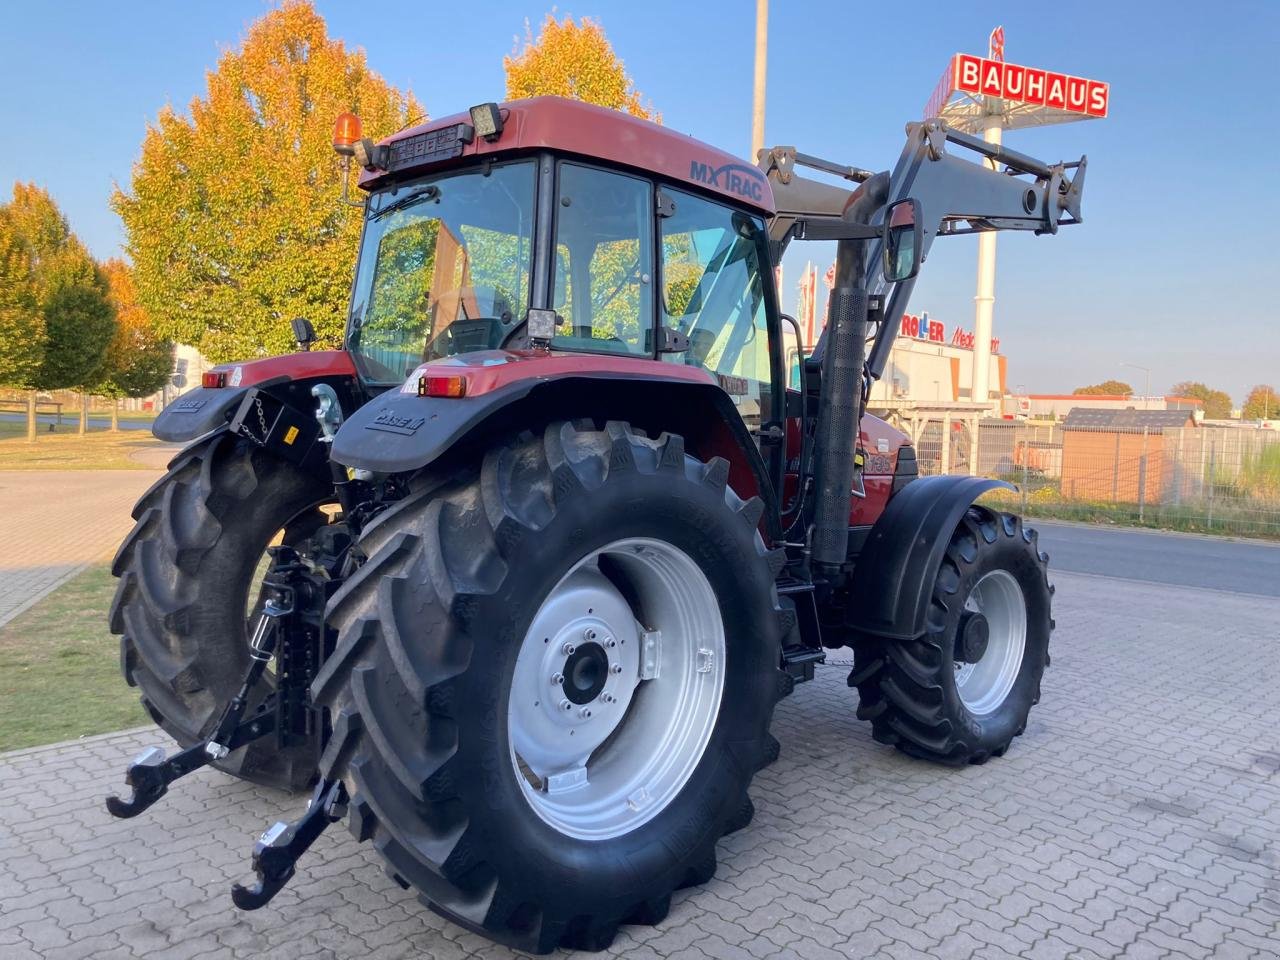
[[505, 14, 657, 121], [1243, 384, 1278, 420], [0, 209, 42, 397], [96, 259, 174, 429], [1169, 380, 1232, 420], [1072, 380, 1132, 396], [2, 183, 113, 440], [113, 0, 421, 364]]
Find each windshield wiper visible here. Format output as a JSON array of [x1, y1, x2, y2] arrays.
[[370, 185, 440, 221]]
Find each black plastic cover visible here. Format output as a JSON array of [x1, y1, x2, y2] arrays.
[[331, 381, 534, 474], [152, 387, 248, 443], [847, 475, 1011, 640]]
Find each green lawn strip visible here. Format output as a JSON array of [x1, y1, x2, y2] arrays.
[[0, 564, 147, 752], [0, 429, 161, 469]]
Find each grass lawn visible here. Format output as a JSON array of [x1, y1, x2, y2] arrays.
[[0, 424, 162, 469], [0, 565, 147, 752]]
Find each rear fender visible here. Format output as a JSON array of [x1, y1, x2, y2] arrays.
[[332, 372, 780, 539], [846, 475, 1012, 640]]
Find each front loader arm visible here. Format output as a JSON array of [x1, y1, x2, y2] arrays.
[[761, 119, 1087, 378]]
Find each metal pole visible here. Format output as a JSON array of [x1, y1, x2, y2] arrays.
[[1138, 426, 1148, 522], [970, 116, 1000, 416], [751, 0, 768, 160]]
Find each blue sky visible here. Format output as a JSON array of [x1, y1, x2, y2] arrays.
[[2, 1, 1277, 400]]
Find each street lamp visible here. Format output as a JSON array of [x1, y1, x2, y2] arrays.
[[1120, 362, 1151, 409]]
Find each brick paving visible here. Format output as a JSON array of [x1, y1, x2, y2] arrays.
[[1, 569, 1277, 958], [0, 467, 167, 627]]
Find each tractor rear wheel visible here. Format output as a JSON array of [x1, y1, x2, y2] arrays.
[[849, 506, 1053, 765], [109, 433, 333, 791], [313, 421, 790, 953]]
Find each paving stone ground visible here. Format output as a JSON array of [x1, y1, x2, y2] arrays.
[[2, 570, 1278, 959], [0, 462, 171, 627]]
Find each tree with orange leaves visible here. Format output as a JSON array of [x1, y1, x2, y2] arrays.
[[95, 259, 173, 430], [504, 14, 658, 121], [113, 1, 421, 363]]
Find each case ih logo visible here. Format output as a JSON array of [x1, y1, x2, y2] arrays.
[[690, 161, 766, 203], [367, 408, 426, 436]]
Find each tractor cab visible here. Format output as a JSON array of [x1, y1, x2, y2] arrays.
[[341, 99, 785, 442]]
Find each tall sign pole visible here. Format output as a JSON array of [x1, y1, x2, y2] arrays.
[[751, 0, 768, 159], [924, 27, 1108, 424], [970, 25, 1005, 413]]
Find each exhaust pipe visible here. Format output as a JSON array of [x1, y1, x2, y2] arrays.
[[811, 172, 888, 578]]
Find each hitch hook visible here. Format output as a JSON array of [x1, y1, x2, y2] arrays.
[[231, 778, 349, 910], [105, 746, 178, 819]]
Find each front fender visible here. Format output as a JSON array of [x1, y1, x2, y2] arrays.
[[846, 475, 1012, 640]]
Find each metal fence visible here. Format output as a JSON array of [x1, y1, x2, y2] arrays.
[[908, 418, 1280, 538]]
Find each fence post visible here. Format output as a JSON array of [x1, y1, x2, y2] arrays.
[[941, 414, 952, 474], [1138, 426, 1149, 523], [1207, 439, 1216, 529], [1021, 445, 1029, 514], [1111, 431, 1121, 502]]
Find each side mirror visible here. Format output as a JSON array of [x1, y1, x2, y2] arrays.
[[882, 198, 923, 283], [291, 316, 317, 352]]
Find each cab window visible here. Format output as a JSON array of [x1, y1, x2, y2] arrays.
[[660, 189, 774, 428], [552, 163, 654, 355]]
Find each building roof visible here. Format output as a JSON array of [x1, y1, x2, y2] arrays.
[[360, 97, 775, 215], [1028, 394, 1202, 406], [1062, 408, 1196, 432]]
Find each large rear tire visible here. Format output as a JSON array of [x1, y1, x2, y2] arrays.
[[109, 433, 332, 791], [312, 422, 790, 953], [849, 506, 1053, 765]]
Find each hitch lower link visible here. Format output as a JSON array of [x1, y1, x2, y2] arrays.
[[106, 546, 345, 909], [104, 599, 286, 819]]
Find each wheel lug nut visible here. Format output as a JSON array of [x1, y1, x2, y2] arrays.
[[578, 707, 592, 719], [601, 693, 615, 704], [605, 638, 616, 648], [584, 629, 597, 641], [559, 699, 572, 711], [562, 642, 576, 655], [551, 673, 564, 685], [610, 664, 623, 675]]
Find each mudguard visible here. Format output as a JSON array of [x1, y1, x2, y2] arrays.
[[332, 379, 534, 474], [846, 475, 1012, 641], [152, 387, 249, 443]]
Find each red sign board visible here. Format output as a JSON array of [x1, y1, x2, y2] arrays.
[[900, 313, 1000, 354], [951, 53, 1108, 117]]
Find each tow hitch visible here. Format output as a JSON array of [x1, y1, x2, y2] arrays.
[[105, 545, 325, 819]]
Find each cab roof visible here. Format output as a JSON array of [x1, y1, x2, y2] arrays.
[[358, 96, 775, 216]]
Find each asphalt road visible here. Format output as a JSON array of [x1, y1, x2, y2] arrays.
[[0, 412, 154, 431], [1032, 520, 1280, 598]]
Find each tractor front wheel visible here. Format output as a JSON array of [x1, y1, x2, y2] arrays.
[[850, 506, 1053, 765], [313, 421, 790, 953]]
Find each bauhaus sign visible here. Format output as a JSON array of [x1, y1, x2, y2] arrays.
[[951, 53, 1108, 117]]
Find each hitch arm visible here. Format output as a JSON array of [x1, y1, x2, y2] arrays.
[[231, 778, 349, 910], [105, 705, 276, 819], [105, 599, 288, 819]]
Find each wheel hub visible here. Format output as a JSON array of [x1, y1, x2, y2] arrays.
[[953, 569, 1027, 715], [957, 611, 990, 664], [562, 641, 610, 705], [507, 538, 726, 840]]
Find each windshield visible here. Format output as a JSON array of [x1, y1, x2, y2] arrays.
[[348, 160, 536, 382]]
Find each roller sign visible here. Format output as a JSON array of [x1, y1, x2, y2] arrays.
[[949, 53, 1108, 117]]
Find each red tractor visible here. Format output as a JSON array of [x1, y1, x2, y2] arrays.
[[107, 97, 1085, 952]]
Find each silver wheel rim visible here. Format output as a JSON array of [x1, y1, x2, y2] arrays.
[[953, 569, 1026, 715], [507, 537, 725, 841]]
